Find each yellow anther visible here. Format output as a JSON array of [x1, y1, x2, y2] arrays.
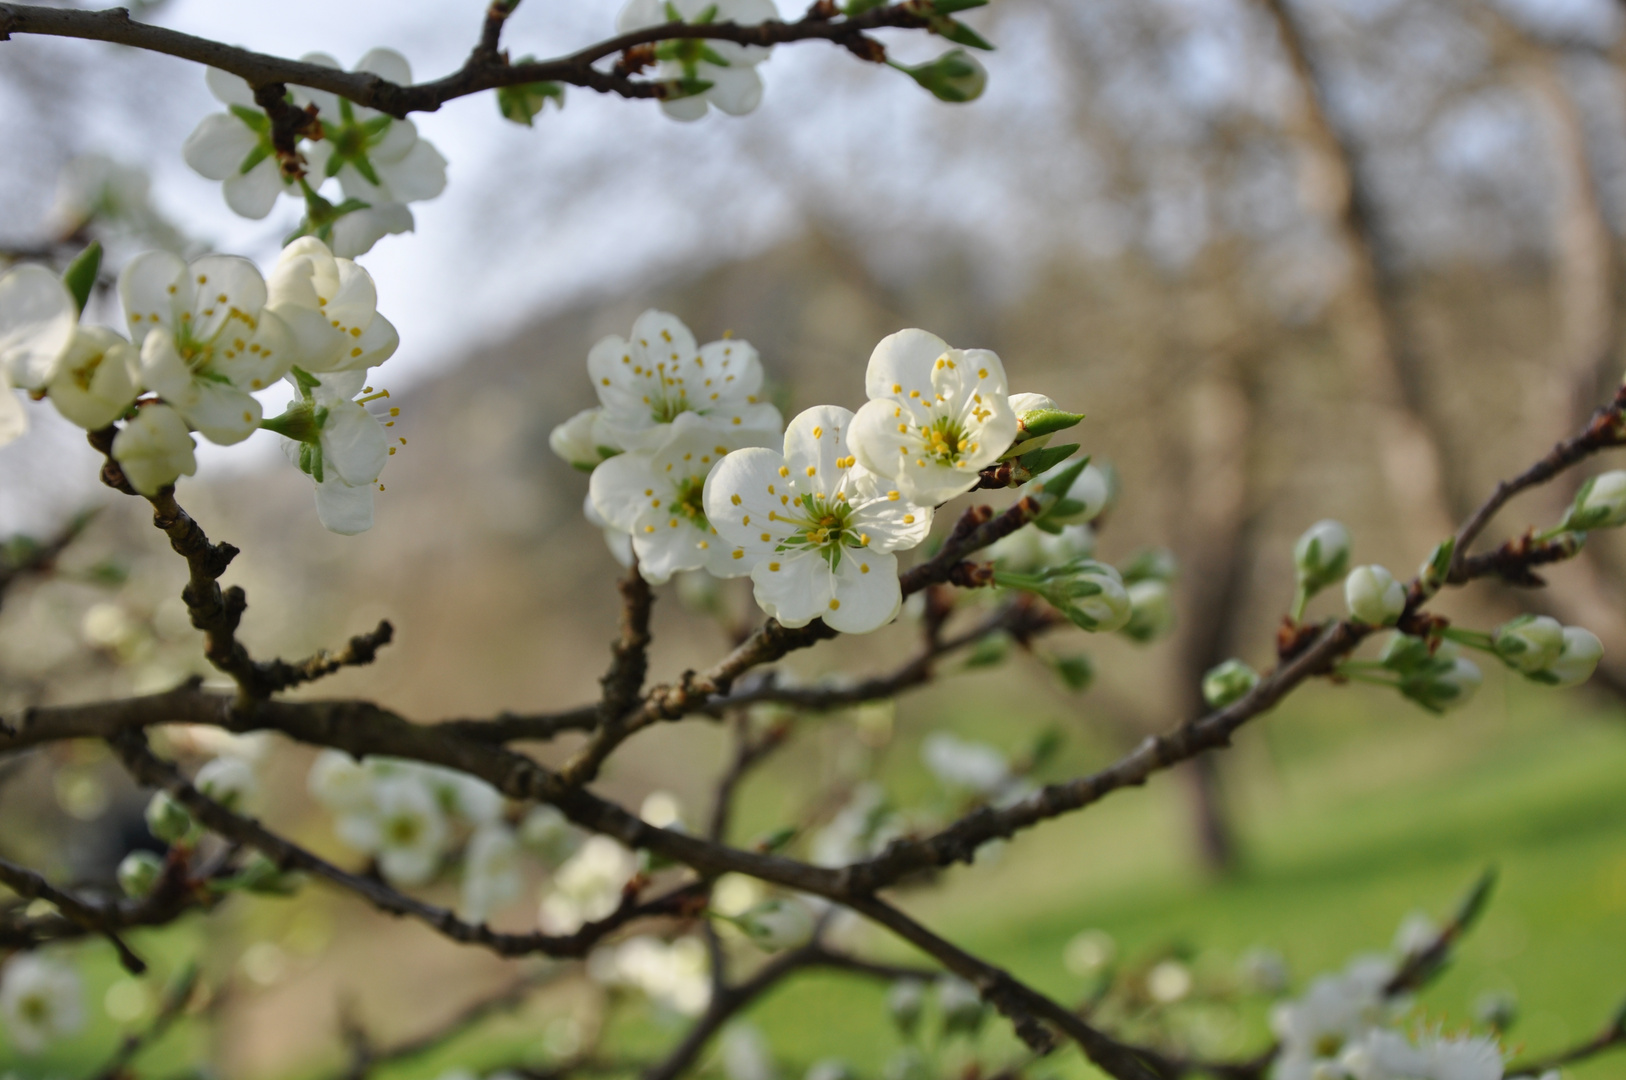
[[813, 426, 823, 438], [829, 599, 840, 610], [732, 549, 744, 560], [760, 532, 771, 542], [903, 514, 916, 524], [887, 491, 899, 500], [860, 563, 870, 574], [768, 562, 780, 571], [731, 494, 742, 505], [779, 466, 790, 478], [806, 466, 816, 477]]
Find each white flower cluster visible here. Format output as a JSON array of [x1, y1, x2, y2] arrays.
[[554, 317, 1071, 634], [616, 0, 779, 121], [308, 750, 517, 918], [0, 237, 401, 534], [183, 51, 447, 256]]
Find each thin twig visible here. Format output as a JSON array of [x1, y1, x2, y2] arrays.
[[91, 964, 200, 1080], [0, 856, 148, 973]]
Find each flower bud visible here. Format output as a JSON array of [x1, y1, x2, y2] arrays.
[[1036, 523, 1096, 564], [1378, 632, 1432, 672], [549, 407, 610, 472], [1120, 579, 1174, 643], [936, 976, 987, 1036], [144, 791, 194, 844], [1293, 519, 1351, 594], [898, 49, 987, 103], [1492, 615, 1565, 674], [195, 756, 257, 813], [116, 850, 164, 899], [1026, 462, 1113, 526], [736, 898, 816, 952], [1544, 626, 1603, 688], [1121, 546, 1177, 584], [1561, 471, 1626, 531], [1004, 392, 1084, 458], [886, 979, 926, 1036], [1344, 565, 1405, 626], [1202, 659, 1259, 708], [1400, 652, 1482, 713]]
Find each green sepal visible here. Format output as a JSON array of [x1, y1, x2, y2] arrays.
[[289, 366, 323, 397], [753, 826, 797, 854], [228, 104, 271, 133], [1417, 536, 1455, 596], [1027, 727, 1065, 769], [930, 0, 989, 12], [497, 57, 566, 126], [62, 241, 102, 315], [928, 14, 995, 50], [1017, 443, 1080, 476]]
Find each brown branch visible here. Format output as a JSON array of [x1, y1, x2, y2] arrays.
[[109, 731, 706, 959], [0, 856, 148, 974], [0, 510, 95, 614], [1506, 999, 1626, 1077], [436, 704, 602, 743], [0, 3, 930, 119], [256, 620, 396, 694]]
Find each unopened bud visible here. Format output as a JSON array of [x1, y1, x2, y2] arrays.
[[936, 976, 987, 1036], [1493, 615, 1565, 675], [1561, 471, 1626, 531], [1344, 565, 1405, 626], [1400, 651, 1482, 713], [1543, 625, 1603, 688], [1121, 578, 1174, 643], [1004, 393, 1084, 458], [1202, 659, 1259, 708], [145, 791, 194, 844], [736, 898, 816, 952], [549, 408, 611, 472], [117, 850, 164, 899], [886, 979, 926, 1036], [897, 49, 987, 103], [1293, 519, 1351, 594]]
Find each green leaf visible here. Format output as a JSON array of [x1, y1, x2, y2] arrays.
[[754, 826, 797, 853], [1051, 654, 1094, 691], [61, 241, 102, 315], [1452, 867, 1497, 932], [496, 59, 566, 127], [1018, 443, 1080, 476], [931, 0, 989, 11]]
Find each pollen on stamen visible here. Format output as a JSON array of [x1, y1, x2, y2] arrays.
[[829, 599, 840, 610], [978, 368, 988, 378], [760, 532, 771, 542], [860, 564, 870, 574], [743, 515, 751, 525], [778, 466, 789, 478], [196, 274, 207, 285], [732, 550, 744, 559], [812, 426, 823, 438], [731, 417, 741, 425], [903, 515, 916, 524], [887, 491, 900, 500], [805, 466, 816, 477], [166, 284, 176, 294], [390, 408, 400, 417], [768, 562, 780, 571], [388, 447, 396, 455], [909, 390, 921, 398], [731, 494, 742, 505]]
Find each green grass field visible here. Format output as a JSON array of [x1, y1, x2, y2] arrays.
[[6, 671, 1625, 1080]]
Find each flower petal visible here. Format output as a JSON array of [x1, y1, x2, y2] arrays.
[[186, 254, 267, 342], [660, 93, 710, 122], [355, 47, 413, 86], [703, 445, 792, 555], [0, 385, 25, 448], [589, 448, 657, 534], [119, 250, 188, 345], [322, 403, 388, 486], [206, 66, 259, 107], [314, 477, 376, 534], [703, 64, 764, 116], [864, 328, 951, 401], [377, 138, 447, 202], [751, 551, 831, 627], [182, 112, 261, 181], [47, 327, 139, 431], [222, 156, 285, 220], [181, 379, 262, 446], [112, 403, 197, 495], [826, 549, 900, 633], [0, 264, 76, 390], [782, 404, 855, 501], [329, 203, 414, 257]]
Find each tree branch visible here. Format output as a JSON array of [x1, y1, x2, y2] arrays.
[[0, 3, 932, 119], [0, 856, 148, 974]]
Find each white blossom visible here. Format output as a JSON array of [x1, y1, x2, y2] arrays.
[[1271, 957, 1399, 1080], [921, 733, 1009, 796], [704, 405, 934, 633], [327, 201, 417, 259], [195, 755, 258, 813], [460, 824, 524, 924], [849, 329, 1019, 505], [0, 956, 84, 1055], [271, 369, 391, 535], [307, 749, 374, 813], [590, 412, 770, 582], [540, 836, 637, 933], [338, 775, 449, 887], [295, 50, 447, 251], [584, 492, 636, 567], [1338, 1030, 1503, 1080], [265, 237, 399, 373], [111, 403, 197, 495], [0, 264, 77, 446], [588, 935, 711, 1016], [183, 68, 293, 219], [45, 326, 141, 431], [588, 310, 781, 452], [736, 897, 817, 951], [119, 250, 296, 445], [617, 0, 779, 121]]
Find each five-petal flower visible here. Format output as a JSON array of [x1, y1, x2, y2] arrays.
[[849, 329, 1018, 505], [0, 264, 77, 445], [617, 0, 780, 121], [704, 405, 933, 633]]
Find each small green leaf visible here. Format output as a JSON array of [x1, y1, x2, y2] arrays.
[[1453, 867, 1497, 932], [1019, 409, 1085, 440], [1051, 654, 1094, 692], [61, 241, 102, 315], [227, 104, 271, 133], [931, 0, 989, 12], [929, 14, 995, 50]]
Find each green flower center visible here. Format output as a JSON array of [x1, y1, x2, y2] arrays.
[[386, 814, 422, 847], [675, 475, 709, 529], [922, 416, 969, 464], [778, 494, 868, 568]]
